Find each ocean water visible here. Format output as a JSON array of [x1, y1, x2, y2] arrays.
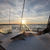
[[0, 24, 47, 33]]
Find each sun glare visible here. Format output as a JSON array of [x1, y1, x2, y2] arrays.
[[22, 19, 26, 24]]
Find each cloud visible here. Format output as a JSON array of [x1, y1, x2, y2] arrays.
[[0, 0, 50, 24]]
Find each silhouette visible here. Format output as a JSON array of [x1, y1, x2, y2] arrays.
[[43, 16, 50, 34], [38, 16, 50, 35]]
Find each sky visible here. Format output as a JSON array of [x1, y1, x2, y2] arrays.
[[0, 0, 50, 24]]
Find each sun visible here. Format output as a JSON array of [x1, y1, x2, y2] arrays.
[[22, 19, 26, 24]]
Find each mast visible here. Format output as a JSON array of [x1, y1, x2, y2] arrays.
[[20, 0, 25, 31]]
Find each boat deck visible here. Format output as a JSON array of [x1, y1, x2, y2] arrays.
[[0, 32, 50, 50]]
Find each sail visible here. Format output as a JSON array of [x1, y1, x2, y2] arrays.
[[47, 16, 50, 28], [43, 16, 50, 33]]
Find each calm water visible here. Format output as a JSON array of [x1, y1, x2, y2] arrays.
[[0, 24, 47, 33]]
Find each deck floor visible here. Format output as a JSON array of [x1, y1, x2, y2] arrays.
[[0, 32, 50, 50]]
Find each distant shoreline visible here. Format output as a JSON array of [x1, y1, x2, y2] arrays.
[[0, 24, 47, 25]]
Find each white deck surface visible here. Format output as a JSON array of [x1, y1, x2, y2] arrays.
[[0, 32, 50, 50]]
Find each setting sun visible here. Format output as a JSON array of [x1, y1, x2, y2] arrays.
[[22, 19, 26, 24]]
